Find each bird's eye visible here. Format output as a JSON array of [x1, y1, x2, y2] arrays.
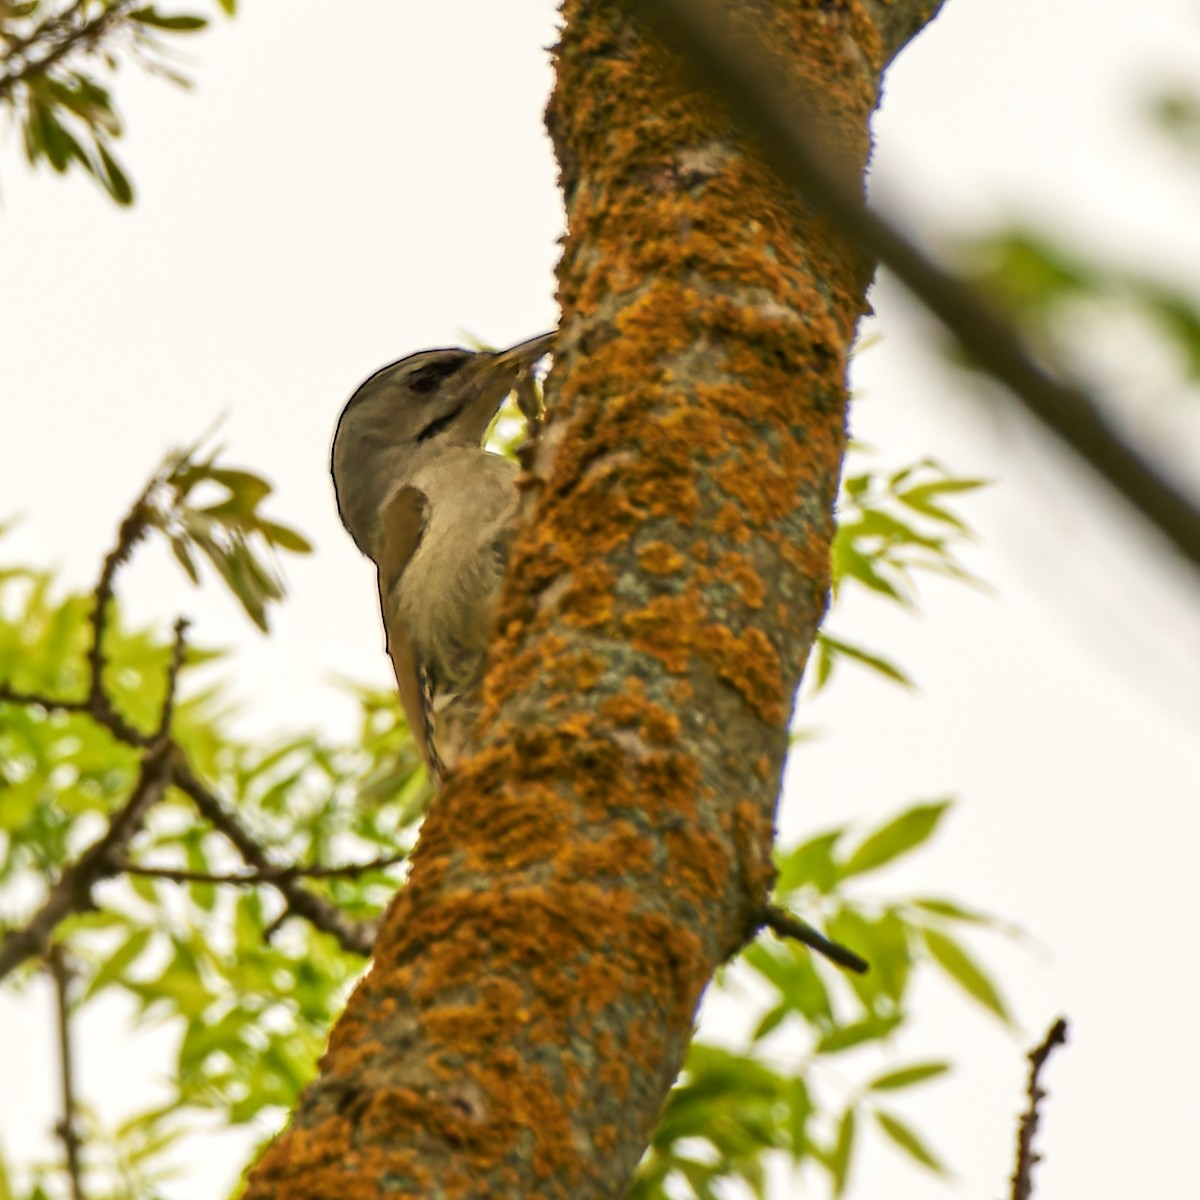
[[408, 354, 469, 395]]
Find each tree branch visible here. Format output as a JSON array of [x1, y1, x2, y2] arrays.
[[628, 0, 1200, 572], [47, 945, 87, 1200], [1010, 1016, 1069, 1200], [760, 904, 869, 974], [168, 758, 378, 957], [85, 475, 163, 746], [154, 617, 190, 740], [114, 850, 408, 886], [0, 742, 173, 982]]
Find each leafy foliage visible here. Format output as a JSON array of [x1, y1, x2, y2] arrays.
[[0, 561, 427, 1199], [0, 433, 1005, 1199], [809, 454, 988, 694], [958, 227, 1200, 396], [631, 799, 1012, 1200], [0, 1, 236, 204], [148, 439, 314, 632]]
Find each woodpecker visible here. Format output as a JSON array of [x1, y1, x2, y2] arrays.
[[331, 333, 555, 783]]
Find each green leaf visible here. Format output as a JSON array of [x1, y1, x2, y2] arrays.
[[867, 1062, 950, 1091], [786, 1076, 811, 1162], [169, 535, 201, 583], [966, 232, 1093, 314], [751, 1004, 788, 1042], [896, 478, 987, 532], [1138, 285, 1200, 376], [922, 928, 1010, 1022], [742, 939, 832, 1028], [775, 829, 843, 896], [83, 926, 154, 1002], [261, 521, 313, 553], [808, 635, 834, 691], [817, 634, 913, 689], [30, 104, 82, 172], [830, 1107, 856, 1197], [96, 141, 133, 205], [911, 896, 996, 925], [816, 1012, 903, 1055], [841, 801, 951, 879], [825, 907, 909, 1008], [190, 529, 269, 630], [873, 1109, 947, 1174], [831, 541, 908, 604], [130, 8, 208, 30]]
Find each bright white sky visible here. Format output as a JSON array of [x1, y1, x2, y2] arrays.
[[2, 1, 1199, 1198]]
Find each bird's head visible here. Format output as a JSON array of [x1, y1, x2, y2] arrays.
[[331, 332, 554, 556]]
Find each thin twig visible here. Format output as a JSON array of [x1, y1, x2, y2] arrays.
[[86, 476, 162, 746], [0, 742, 173, 983], [47, 945, 87, 1200], [169, 758, 378, 957], [1010, 1017, 1068, 1200], [761, 904, 870, 974], [0, 685, 91, 716], [115, 850, 408, 886], [154, 617, 190, 740], [629, 0, 1200, 572]]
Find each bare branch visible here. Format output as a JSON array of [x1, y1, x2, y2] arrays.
[[154, 617, 190, 740], [0, 742, 173, 983], [47, 945, 87, 1200], [760, 904, 869, 974], [86, 476, 162, 746], [629, 0, 1200, 572], [169, 758, 378, 957], [115, 850, 408, 886], [1010, 1016, 1069, 1200]]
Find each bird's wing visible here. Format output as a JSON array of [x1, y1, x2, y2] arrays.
[[376, 485, 440, 781]]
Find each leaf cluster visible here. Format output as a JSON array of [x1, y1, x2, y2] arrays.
[[810, 454, 987, 693], [151, 442, 312, 632], [0, 556, 428, 1198], [0, 0, 235, 204], [633, 800, 1017, 1200], [959, 228, 1200, 395]]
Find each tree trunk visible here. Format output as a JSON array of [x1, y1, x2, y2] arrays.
[[243, 2, 942, 1196]]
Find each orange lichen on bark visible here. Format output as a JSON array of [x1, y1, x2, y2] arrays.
[[638, 539, 688, 575], [556, 819, 657, 884], [622, 593, 787, 725], [598, 677, 682, 745], [662, 824, 732, 906], [713, 551, 766, 610]]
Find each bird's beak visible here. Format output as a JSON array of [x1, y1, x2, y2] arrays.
[[455, 332, 556, 443], [492, 331, 556, 370]]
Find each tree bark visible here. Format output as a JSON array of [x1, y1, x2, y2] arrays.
[[243, 2, 942, 1197]]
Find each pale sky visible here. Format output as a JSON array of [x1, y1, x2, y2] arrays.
[[2, 1, 1199, 1198]]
